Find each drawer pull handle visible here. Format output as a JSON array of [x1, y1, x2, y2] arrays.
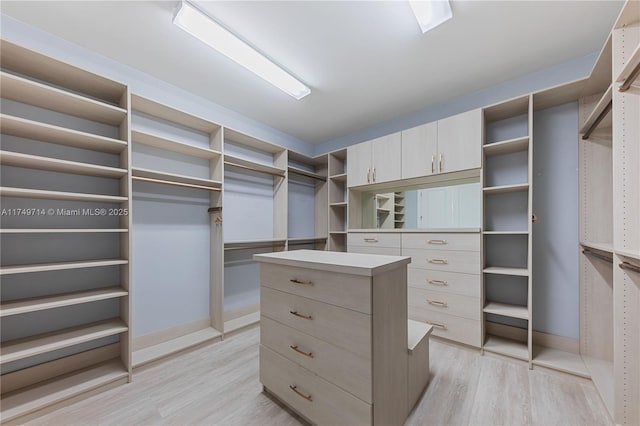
[[290, 278, 313, 286], [364, 238, 378, 243], [290, 385, 313, 401], [427, 239, 447, 245], [290, 310, 313, 320], [428, 259, 448, 264], [426, 320, 447, 330], [290, 345, 314, 358], [427, 279, 448, 286], [427, 299, 448, 307]]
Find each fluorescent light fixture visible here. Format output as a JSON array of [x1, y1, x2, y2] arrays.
[[409, 0, 453, 33], [173, 1, 311, 100]]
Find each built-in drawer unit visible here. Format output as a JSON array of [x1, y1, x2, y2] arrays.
[[260, 263, 371, 314], [408, 287, 480, 321], [407, 268, 480, 298], [348, 246, 402, 256], [403, 248, 480, 275], [261, 287, 372, 359], [261, 316, 372, 403], [347, 232, 401, 248], [402, 233, 480, 252], [408, 308, 481, 347], [260, 345, 372, 426]]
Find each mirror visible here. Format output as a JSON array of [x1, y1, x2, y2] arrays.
[[360, 177, 481, 229]]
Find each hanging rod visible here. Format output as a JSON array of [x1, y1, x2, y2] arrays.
[[224, 242, 286, 251], [132, 176, 221, 191], [581, 101, 612, 140], [619, 46, 640, 92], [620, 64, 640, 92], [620, 261, 640, 274], [582, 248, 613, 263], [207, 207, 222, 213], [287, 240, 327, 247], [224, 161, 285, 177], [288, 167, 327, 182]]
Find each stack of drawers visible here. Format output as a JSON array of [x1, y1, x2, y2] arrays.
[[347, 232, 401, 255], [402, 232, 481, 347]]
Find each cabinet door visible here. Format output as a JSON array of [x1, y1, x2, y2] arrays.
[[401, 122, 438, 179], [436, 109, 482, 173], [347, 141, 372, 187], [371, 132, 402, 184]]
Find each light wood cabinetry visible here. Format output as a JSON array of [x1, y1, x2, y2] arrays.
[[255, 250, 422, 426], [347, 132, 401, 187], [328, 149, 348, 251], [401, 122, 438, 179], [0, 40, 131, 422]]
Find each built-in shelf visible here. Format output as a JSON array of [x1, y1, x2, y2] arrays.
[[131, 94, 220, 134], [0, 71, 127, 125], [483, 301, 529, 320], [132, 327, 222, 368], [0, 151, 128, 178], [0, 228, 128, 234], [330, 173, 347, 182], [329, 202, 347, 207], [483, 136, 529, 156], [483, 266, 529, 277], [582, 356, 614, 416], [0, 319, 128, 365], [132, 167, 221, 191], [615, 42, 640, 87], [0, 259, 128, 276], [329, 231, 347, 235], [0, 114, 127, 153], [224, 312, 260, 335], [224, 154, 286, 177], [287, 166, 326, 181], [616, 248, 640, 261], [224, 238, 287, 246], [1, 287, 128, 317], [0, 187, 128, 203], [579, 84, 613, 137], [580, 241, 614, 254], [532, 346, 590, 378], [131, 130, 220, 159], [483, 335, 529, 361], [0, 359, 128, 423], [376, 208, 390, 214], [483, 183, 529, 194], [483, 231, 529, 235], [287, 237, 328, 242]]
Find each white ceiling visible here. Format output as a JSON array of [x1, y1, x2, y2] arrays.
[[0, 1, 623, 145]]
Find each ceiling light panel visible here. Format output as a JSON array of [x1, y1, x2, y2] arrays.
[[409, 0, 453, 33]]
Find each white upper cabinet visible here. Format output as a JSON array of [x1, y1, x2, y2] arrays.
[[436, 109, 482, 174], [401, 121, 438, 179], [348, 132, 401, 187]]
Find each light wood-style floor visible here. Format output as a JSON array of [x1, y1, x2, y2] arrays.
[[23, 326, 612, 426]]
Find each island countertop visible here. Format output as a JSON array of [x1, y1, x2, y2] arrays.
[[254, 249, 411, 276]]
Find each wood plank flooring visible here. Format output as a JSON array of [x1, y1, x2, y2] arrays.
[[19, 327, 612, 425]]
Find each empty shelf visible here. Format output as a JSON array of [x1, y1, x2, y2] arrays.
[[483, 335, 529, 361], [1, 71, 127, 125], [1, 319, 128, 364], [132, 327, 222, 368], [329, 202, 347, 207], [224, 154, 286, 177], [0, 114, 127, 153], [131, 130, 220, 159], [0, 259, 128, 275], [329, 231, 347, 235], [483, 231, 528, 235], [616, 248, 640, 261], [131, 94, 220, 134], [0, 228, 128, 234], [224, 312, 260, 335], [329, 173, 347, 182], [0, 151, 128, 178], [0, 187, 128, 203], [483, 136, 529, 156], [532, 346, 590, 378], [580, 241, 614, 254], [1, 287, 128, 317], [483, 266, 529, 276], [483, 183, 529, 194], [288, 166, 326, 181], [132, 167, 221, 190], [287, 237, 328, 242], [0, 359, 128, 423], [484, 301, 529, 320]]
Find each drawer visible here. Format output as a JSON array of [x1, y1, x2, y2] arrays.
[[408, 309, 481, 347], [402, 233, 480, 252], [347, 232, 401, 248], [402, 248, 480, 275], [261, 316, 372, 403], [348, 246, 401, 256], [407, 268, 480, 298], [408, 287, 480, 321], [260, 345, 372, 426], [261, 287, 371, 359], [260, 263, 371, 314]]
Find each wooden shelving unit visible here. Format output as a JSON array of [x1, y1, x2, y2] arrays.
[[328, 149, 348, 251], [0, 39, 132, 422], [483, 183, 529, 194], [131, 167, 222, 191], [224, 154, 286, 177], [132, 328, 222, 368], [483, 136, 529, 156], [484, 335, 529, 361], [483, 301, 529, 320], [483, 266, 529, 277], [532, 346, 590, 378], [131, 130, 221, 159]]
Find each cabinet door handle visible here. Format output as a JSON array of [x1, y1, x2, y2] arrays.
[[373, 167, 376, 182], [427, 279, 448, 286], [439, 153, 443, 172], [364, 237, 378, 243], [427, 299, 448, 307], [431, 155, 435, 174], [428, 258, 448, 264], [289, 385, 313, 401], [426, 320, 447, 330], [290, 345, 314, 358], [290, 278, 313, 286], [290, 310, 313, 320], [367, 168, 371, 183], [427, 239, 447, 245]]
